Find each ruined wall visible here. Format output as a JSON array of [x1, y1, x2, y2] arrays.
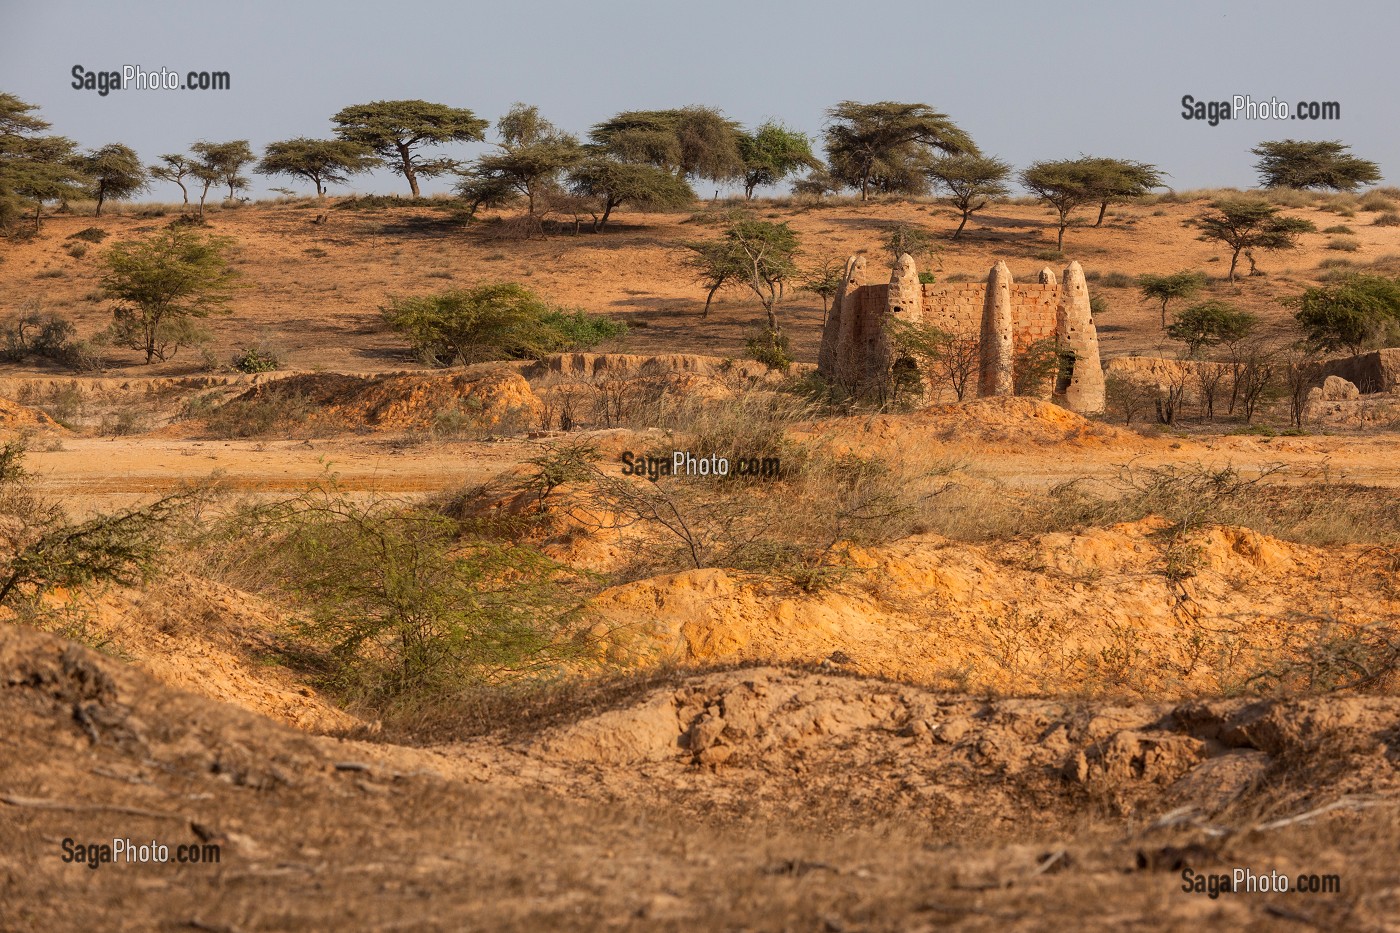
[[817, 253, 1106, 414], [845, 282, 1059, 349]]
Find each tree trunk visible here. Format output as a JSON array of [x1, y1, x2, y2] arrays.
[[1094, 201, 1108, 226], [1056, 219, 1066, 251], [954, 211, 969, 239], [399, 144, 420, 197], [1228, 249, 1240, 283], [177, 180, 188, 204], [95, 184, 106, 216], [702, 282, 722, 318]]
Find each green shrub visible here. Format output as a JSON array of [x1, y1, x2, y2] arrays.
[[231, 346, 282, 373], [212, 483, 586, 704], [204, 392, 310, 438], [381, 283, 625, 366], [1, 309, 76, 364], [744, 327, 792, 372]]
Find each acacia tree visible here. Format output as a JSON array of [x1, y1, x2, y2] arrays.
[[685, 216, 799, 329], [101, 227, 239, 363], [925, 154, 1011, 238], [1287, 275, 1400, 352], [567, 156, 695, 230], [1020, 159, 1099, 250], [150, 154, 195, 204], [332, 99, 488, 197], [457, 104, 583, 231], [1253, 139, 1382, 191], [0, 94, 89, 233], [190, 140, 254, 201], [1195, 198, 1315, 282], [588, 107, 744, 189], [737, 122, 819, 199], [798, 258, 845, 323], [1138, 270, 1207, 328], [1079, 157, 1164, 226], [1166, 300, 1258, 358], [81, 143, 147, 215], [823, 101, 977, 200], [255, 138, 377, 197]]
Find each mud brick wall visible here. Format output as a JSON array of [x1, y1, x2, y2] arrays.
[[849, 283, 1062, 348]]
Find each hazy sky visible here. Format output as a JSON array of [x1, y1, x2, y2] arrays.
[[2, 0, 1395, 199]]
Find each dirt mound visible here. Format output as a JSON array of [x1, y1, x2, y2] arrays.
[[585, 520, 1398, 696], [216, 368, 542, 434], [530, 352, 807, 383], [0, 396, 63, 431], [45, 574, 358, 732], [817, 396, 1132, 455], [463, 666, 1400, 827], [3, 623, 1396, 930]]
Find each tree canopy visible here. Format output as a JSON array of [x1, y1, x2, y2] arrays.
[[1019, 159, 1100, 250], [567, 156, 695, 230], [81, 143, 147, 215], [1077, 157, 1165, 226], [101, 227, 240, 363], [1287, 275, 1400, 352], [925, 154, 1011, 238], [823, 101, 977, 200], [0, 94, 89, 232], [1166, 301, 1258, 357], [332, 99, 488, 197], [1252, 139, 1382, 191], [737, 122, 820, 199], [190, 140, 254, 201], [1195, 197, 1315, 281], [588, 107, 744, 186], [456, 104, 583, 228], [1138, 270, 1208, 329], [685, 215, 800, 329], [255, 138, 377, 197]]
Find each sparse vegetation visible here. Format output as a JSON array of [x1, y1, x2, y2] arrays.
[[381, 283, 624, 365]]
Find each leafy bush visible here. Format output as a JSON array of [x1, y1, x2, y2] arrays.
[[231, 346, 282, 373], [212, 482, 585, 703], [382, 283, 624, 366], [1, 309, 77, 364], [203, 392, 311, 438], [66, 227, 110, 243], [744, 326, 792, 372], [1289, 274, 1400, 351], [0, 441, 200, 609]]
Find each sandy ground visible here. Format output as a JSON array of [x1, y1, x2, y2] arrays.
[[3, 194, 1398, 373]]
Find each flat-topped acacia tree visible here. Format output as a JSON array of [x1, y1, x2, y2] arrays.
[[823, 101, 978, 200], [80, 143, 147, 215], [332, 99, 488, 197], [255, 138, 377, 198]]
